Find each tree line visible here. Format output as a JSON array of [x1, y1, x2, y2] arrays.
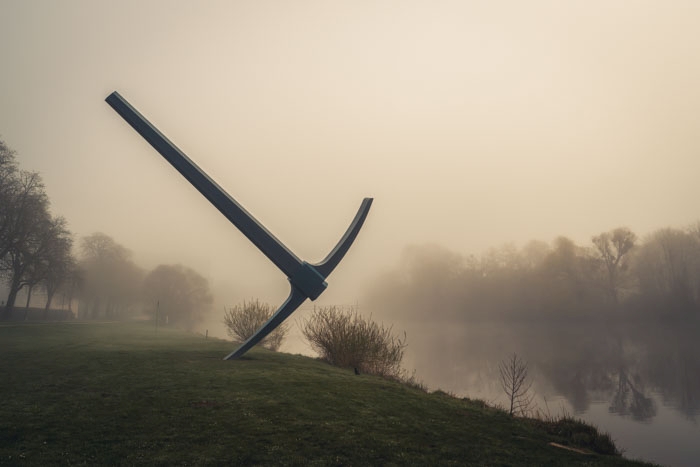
[[1, 137, 212, 327], [74, 232, 213, 329], [368, 224, 700, 321]]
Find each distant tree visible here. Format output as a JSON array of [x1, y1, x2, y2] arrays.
[[78, 233, 143, 319], [302, 306, 406, 378], [687, 221, 700, 243], [499, 353, 535, 417], [42, 226, 75, 312], [367, 222, 700, 322], [382, 244, 466, 321], [632, 228, 699, 312], [539, 237, 602, 314], [142, 264, 212, 329], [223, 299, 288, 351], [80, 232, 129, 263], [520, 240, 551, 270], [592, 227, 637, 305], [481, 243, 521, 273], [61, 265, 85, 313]]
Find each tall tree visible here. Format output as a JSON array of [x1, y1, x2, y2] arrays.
[[592, 227, 637, 305], [1, 171, 52, 317], [1, 170, 47, 266], [0, 138, 75, 319]]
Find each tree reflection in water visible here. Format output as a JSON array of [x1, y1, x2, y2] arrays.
[[531, 322, 698, 421], [609, 368, 656, 421], [399, 319, 700, 466], [404, 320, 700, 421]]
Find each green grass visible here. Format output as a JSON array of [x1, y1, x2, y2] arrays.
[[0, 322, 654, 466]]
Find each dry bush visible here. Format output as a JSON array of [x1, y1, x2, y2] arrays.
[[301, 306, 406, 378], [223, 299, 287, 351]]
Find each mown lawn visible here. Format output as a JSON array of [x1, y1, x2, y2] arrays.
[[0, 322, 654, 466]]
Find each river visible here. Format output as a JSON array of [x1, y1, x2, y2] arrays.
[[399, 320, 700, 467]]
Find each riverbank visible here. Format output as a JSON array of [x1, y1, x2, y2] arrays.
[[0, 322, 654, 465]]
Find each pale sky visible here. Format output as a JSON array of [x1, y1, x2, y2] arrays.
[[2, 0, 700, 308]]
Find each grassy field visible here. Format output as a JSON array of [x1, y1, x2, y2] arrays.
[[0, 322, 654, 466]]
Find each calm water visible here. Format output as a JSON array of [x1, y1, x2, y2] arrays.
[[400, 320, 700, 467]]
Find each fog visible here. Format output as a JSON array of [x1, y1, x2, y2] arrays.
[[3, 1, 700, 317], [4, 4, 700, 463]]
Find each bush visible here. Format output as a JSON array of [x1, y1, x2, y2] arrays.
[[531, 414, 620, 456], [301, 306, 406, 378], [223, 300, 287, 351]]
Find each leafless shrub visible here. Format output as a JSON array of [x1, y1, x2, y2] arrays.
[[301, 306, 406, 378], [223, 299, 287, 351], [499, 353, 535, 416]]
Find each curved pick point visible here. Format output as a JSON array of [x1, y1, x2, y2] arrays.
[[224, 287, 308, 360], [313, 198, 373, 279]]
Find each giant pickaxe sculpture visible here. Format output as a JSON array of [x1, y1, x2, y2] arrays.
[[105, 91, 372, 360]]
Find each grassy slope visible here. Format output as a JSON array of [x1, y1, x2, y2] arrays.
[[0, 322, 653, 466]]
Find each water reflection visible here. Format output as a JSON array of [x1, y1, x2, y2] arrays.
[[609, 368, 656, 421], [398, 320, 700, 465], [403, 320, 699, 423]]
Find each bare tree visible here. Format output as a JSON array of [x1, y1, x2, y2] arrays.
[[1, 172, 52, 317], [223, 299, 288, 351], [499, 353, 535, 417], [592, 227, 637, 305], [0, 138, 75, 319]]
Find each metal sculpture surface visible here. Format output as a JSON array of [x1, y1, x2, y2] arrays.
[[105, 91, 372, 360]]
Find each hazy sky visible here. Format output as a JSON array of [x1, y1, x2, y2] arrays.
[[2, 0, 700, 307]]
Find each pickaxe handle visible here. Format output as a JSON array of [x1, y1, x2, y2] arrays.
[[105, 92, 302, 280], [105, 91, 373, 360]]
